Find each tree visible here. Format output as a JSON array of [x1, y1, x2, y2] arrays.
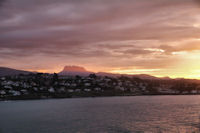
[[53, 73, 58, 83], [89, 74, 97, 79]]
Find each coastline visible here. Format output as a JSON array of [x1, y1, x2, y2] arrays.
[[1, 93, 200, 101]]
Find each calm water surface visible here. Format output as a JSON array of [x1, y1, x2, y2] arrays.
[[1, 96, 200, 133]]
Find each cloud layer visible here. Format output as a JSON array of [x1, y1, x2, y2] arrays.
[[0, 0, 200, 78]]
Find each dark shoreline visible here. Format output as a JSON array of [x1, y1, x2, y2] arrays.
[[1, 93, 200, 101]]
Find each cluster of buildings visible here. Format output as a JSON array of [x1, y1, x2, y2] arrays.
[[0, 73, 200, 100]]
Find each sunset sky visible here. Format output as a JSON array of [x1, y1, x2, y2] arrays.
[[1, 0, 200, 79]]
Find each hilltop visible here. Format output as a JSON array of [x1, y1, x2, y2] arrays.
[[0, 67, 31, 77]]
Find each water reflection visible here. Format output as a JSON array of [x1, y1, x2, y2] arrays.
[[0, 96, 200, 133]]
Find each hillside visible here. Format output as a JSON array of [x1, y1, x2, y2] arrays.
[[0, 67, 31, 77]]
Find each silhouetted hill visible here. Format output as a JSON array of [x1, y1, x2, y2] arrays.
[[96, 72, 118, 77], [0, 67, 31, 77], [0, 65, 173, 80], [58, 66, 94, 76], [58, 66, 170, 80], [97, 72, 161, 80], [131, 74, 159, 80]]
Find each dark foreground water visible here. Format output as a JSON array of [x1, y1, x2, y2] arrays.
[[1, 96, 200, 133]]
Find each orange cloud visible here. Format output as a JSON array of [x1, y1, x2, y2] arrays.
[[0, 0, 200, 78]]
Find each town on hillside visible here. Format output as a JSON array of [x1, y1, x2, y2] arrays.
[[1, 72, 200, 100]]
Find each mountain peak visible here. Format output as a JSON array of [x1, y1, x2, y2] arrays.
[[62, 66, 88, 72], [58, 65, 93, 76]]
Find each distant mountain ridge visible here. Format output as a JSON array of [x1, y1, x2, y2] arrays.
[[58, 66, 94, 76], [0, 67, 31, 77], [0, 66, 171, 80], [96, 72, 160, 80], [58, 66, 167, 80], [62, 66, 88, 72]]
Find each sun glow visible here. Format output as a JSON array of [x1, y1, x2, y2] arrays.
[[110, 68, 161, 75], [193, 24, 200, 28]]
